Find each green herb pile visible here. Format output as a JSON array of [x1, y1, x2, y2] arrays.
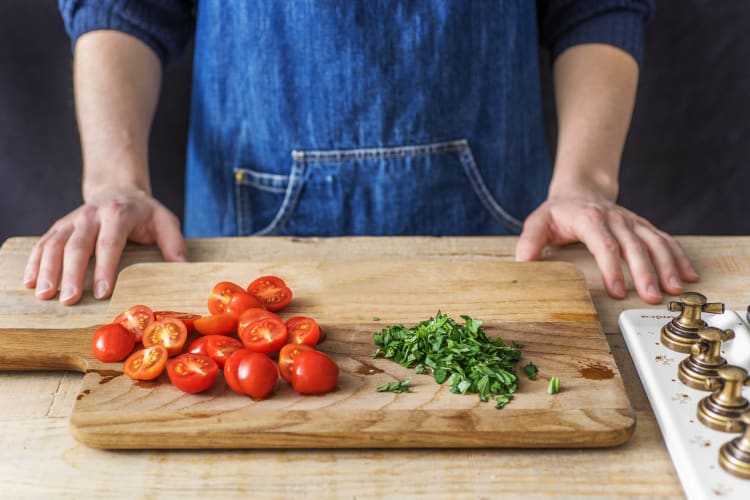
[[372, 312, 523, 409]]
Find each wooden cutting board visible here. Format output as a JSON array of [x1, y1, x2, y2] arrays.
[[0, 260, 633, 449]]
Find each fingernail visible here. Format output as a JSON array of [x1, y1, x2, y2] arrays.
[[35, 279, 53, 297], [59, 284, 77, 303], [668, 276, 682, 290], [176, 251, 188, 262], [612, 280, 625, 297], [647, 284, 660, 298], [23, 270, 34, 287], [94, 280, 108, 299]]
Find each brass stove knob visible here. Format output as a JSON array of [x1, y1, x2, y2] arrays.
[[719, 409, 750, 479], [678, 327, 735, 390], [697, 365, 750, 433], [660, 292, 724, 353]]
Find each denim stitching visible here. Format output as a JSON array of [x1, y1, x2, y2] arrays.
[[292, 139, 468, 162], [458, 146, 523, 233], [252, 159, 307, 236]]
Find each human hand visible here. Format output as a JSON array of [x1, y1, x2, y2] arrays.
[[23, 187, 187, 305], [515, 191, 698, 304]]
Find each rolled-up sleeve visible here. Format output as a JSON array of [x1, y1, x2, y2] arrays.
[[58, 0, 195, 66], [537, 0, 654, 66]]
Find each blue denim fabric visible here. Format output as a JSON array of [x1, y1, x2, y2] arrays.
[[184, 1, 551, 237]]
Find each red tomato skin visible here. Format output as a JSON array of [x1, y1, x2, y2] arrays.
[[237, 308, 278, 333], [193, 314, 238, 336], [187, 336, 210, 357], [153, 311, 201, 332], [91, 323, 136, 362], [196, 335, 243, 368], [114, 305, 154, 343], [223, 349, 247, 394], [277, 343, 314, 382], [123, 345, 168, 381], [291, 350, 339, 395], [238, 316, 287, 355], [167, 353, 219, 393], [246, 275, 293, 311], [224, 292, 266, 319], [236, 351, 278, 399], [285, 316, 321, 347]]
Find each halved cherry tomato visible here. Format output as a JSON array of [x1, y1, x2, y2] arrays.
[[237, 307, 278, 333], [114, 305, 154, 343], [167, 353, 219, 393], [277, 343, 314, 382], [207, 281, 245, 315], [224, 292, 265, 319], [91, 323, 136, 362], [123, 345, 168, 380], [193, 313, 237, 336], [224, 349, 278, 399], [291, 350, 339, 395], [142, 318, 188, 357], [188, 335, 242, 368], [153, 311, 201, 332], [238, 315, 287, 355], [285, 316, 321, 347], [247, 275, 292, 311]]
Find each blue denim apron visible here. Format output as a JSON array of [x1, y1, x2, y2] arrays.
[[184, 1, 551, 237]]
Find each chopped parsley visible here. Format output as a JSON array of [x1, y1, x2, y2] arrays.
[[376, 378, 412, 393]]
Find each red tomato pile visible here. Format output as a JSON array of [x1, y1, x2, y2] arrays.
[[90, 275, 339, 398]]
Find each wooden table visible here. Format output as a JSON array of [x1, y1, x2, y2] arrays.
[[1, 236, 748, 498]]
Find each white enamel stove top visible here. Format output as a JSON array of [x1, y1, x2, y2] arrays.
[[619, 308, 750, 500]]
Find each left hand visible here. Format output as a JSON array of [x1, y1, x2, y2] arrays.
[[515, 191, 699, 304]]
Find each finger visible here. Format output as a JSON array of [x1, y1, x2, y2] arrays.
[[515, 210, 552, 261], [35, 225, 74, 300], [59, 209, 99, 305], [573, 209, 627, 299], [23, 237, 45, 288], [92, 210, 131, 300], [607, 212, 661, 304], [152, 207, 188, 262], [632, 223, 685, 296], [660, 231, 699, 282]]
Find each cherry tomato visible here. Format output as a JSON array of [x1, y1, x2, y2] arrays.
[[237, 307, 278, 333], [114, 305, 154, 343], [277, 343, 314, 382], [246, 275, 293, 311], [224, 292, 266, 319], [142, 318, 188, 357], [285, 316, 321, 346], [91, 323, 136, 362], [167, 353, 219, 393], [123, 345, 168, 380], [188, 335, 242, 368], [153, 311, 201, 332], [291, 350, 339, 395], [193, 313, 237, 336], [238, 315, 287, 355], [208, 281, 245, 315], [223, 349, 278, 399]]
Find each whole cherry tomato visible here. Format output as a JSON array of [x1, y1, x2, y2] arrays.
[[224, 349, 278, 399], [247, 275, 292, 311], [224, 292, 266, 319], [91, 323, 136, 362], [167, 353, 219, 393], [291, 350, 339, 395]]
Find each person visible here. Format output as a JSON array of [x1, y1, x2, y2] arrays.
[[25, 0, 697, 306]]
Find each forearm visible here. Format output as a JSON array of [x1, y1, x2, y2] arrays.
[[74, 30, 162, 200], [549, 43, 639, 201]]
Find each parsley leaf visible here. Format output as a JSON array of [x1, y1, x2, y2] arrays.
[[523, 361, 538, 380], [376, 378, 412, 393], [372, 312, 523, 408]]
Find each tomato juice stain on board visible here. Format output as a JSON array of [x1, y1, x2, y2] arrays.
[[76, 389, 91, 401], [355, 361, 384, 375], [134, 379, 160, 389], [579, 362, 614, 380], [85, 369, 123, 384]]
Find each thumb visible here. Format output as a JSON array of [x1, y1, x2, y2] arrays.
[[515, 211, 551, 262]]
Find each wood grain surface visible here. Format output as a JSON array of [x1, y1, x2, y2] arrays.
[[1, 260, 633, 449], [2, 236, 749, 498]]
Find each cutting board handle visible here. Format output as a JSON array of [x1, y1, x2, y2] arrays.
[[0, 326, 96, 372]]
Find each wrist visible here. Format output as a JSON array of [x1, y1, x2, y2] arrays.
[[548, 164, 619, 202]]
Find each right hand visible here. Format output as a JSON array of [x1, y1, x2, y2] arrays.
[[23, 187, 187, 305]]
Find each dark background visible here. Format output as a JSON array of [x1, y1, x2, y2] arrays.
[[1, 0, 748, 245]]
